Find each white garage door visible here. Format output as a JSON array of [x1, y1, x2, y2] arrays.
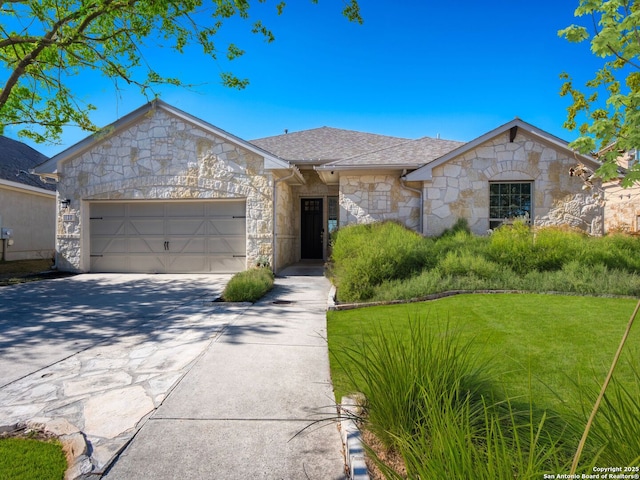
[[90, 201, 246, 273]]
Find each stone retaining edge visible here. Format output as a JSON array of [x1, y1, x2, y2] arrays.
[[339, 396, 370, 480]]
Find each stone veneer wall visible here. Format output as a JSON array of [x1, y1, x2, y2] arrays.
[[274, 179, 296, 269], [423, 131, 604, 236], [603, 182, 640, 233], [55, 108, 274, 272], [339, 172, 420, 230]]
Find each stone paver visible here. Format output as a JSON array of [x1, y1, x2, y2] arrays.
[[0, 274, 247, 474]]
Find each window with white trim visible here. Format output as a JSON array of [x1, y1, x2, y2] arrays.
[[489, 182, 532, 230]]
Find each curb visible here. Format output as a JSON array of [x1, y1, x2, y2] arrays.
[[339, 396, 370, 480]]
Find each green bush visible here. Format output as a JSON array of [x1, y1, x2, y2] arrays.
[[221, 267, 274, 302], [329, 220, 640, 302], [330, 221, 432, 302], [487, 220, 535, 274]]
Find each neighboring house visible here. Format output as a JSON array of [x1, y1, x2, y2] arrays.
[[34, 100, 604, 274], [0, 136, 55, 261], [601, 150, 640, 234]]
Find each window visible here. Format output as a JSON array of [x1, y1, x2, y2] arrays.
[[327, 196, 339, 234], [489, 182, 532, 230]]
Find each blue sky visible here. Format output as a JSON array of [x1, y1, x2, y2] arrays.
[[8, 0, 603, 157]]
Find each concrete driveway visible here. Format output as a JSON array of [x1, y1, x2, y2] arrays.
[[0, 269, 347, 479], [0, 273, 245, 473], [0, 274, 230, 387]]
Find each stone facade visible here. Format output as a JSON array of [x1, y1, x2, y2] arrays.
[[421, 130, 603, 236], [339, 173, 420, 230], [55, 108, 276, 272], [41, 105, 611, 273], [603, 182, 640, 233]]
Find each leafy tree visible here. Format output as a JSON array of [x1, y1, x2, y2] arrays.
[[559, 0, 640, 186], [0, 0, 362, 143]]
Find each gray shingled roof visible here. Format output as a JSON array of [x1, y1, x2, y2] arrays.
[[323, 136, 465, 168], [0, 136, 54, 190], [250, 127, 410, 163]]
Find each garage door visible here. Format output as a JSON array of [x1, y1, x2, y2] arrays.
[[90, 201, 246, 273]]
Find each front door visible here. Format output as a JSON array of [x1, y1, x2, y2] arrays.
[[301, 198, 323, 259]]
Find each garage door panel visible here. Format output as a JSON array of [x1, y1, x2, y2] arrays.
[[129, 203, 165, 216], [129, 237, 164, 254], [209, 236, 246, 255], [91, 237, 127, 254], [90, 201, 247, 273], [91, 219, 125, 236], [207, 219, 245, 236], [167, 219, 207, 236], [129, 219, 164, 236]]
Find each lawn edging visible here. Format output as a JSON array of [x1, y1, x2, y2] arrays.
[[338, 396, 369, 480], [328, 288, 638, 311]]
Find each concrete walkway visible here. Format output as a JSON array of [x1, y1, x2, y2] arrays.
[[102, 264, 345, 479], [0, 265, 346, 479]]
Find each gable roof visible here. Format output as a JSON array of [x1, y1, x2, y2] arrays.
[[250, 127, 410, 164], [405, 118, 600, 181], [0, 136, 54, 191], [35, 100, 295, 175], [316, 136, 464, 170]]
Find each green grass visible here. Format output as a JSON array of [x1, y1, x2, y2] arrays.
[[328, 295, 640, 476], [0, 437, 67, 480], [328, 294, 639, 416], [221, 267, 274, 302]]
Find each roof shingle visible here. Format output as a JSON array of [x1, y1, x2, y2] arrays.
[[0, 136, 53, 190], [250, 126, 410, 163]]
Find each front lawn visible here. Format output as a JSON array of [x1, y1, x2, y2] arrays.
[[328, 294, 640, 476], [0, 437, 67, 480], [328, 293, 638, 415], [327, 221, 640, 477]]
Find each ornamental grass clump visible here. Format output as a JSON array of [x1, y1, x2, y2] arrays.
[[337, 319, 492, 451], [335, 318, 579, 479], [329, 221, 432, 302], [221, 267, 274, 302]]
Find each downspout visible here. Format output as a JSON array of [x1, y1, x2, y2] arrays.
[[400, 170, 424, 235], [272, 170, 296, 273]]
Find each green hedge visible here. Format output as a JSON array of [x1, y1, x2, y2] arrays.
[[222, 267, 274, 302]]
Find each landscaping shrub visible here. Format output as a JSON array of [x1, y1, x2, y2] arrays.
[[329, 220, 640, 302], [487, 220, 535, 274], [338, 319, 492, 451], [329, 221, 432, 302], [221, 267, 274, 302]]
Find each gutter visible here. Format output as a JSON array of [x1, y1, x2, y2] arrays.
[[400, 170, 424, 235]]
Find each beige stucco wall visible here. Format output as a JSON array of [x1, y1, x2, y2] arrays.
[[339, 172, 421, 231], [603, 182, 640, 233], [422, 130, 603, 236], [55, 108, 275, 272], [0, 182, 55, 261]]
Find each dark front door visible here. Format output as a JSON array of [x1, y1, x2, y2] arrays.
[[301, 198, 323, 259]]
